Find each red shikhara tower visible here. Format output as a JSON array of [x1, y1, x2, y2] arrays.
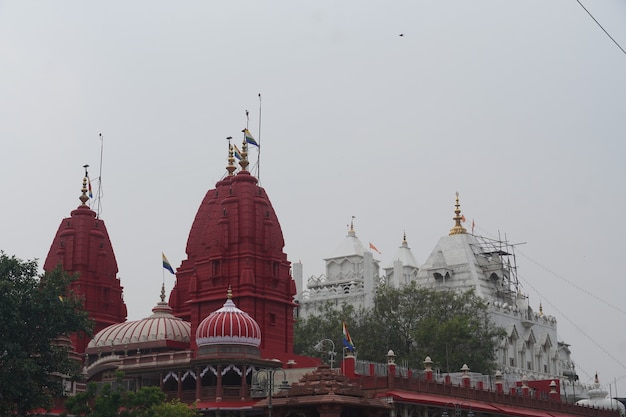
[[169, 140, 296, 357], [44, 172, 127, 354]]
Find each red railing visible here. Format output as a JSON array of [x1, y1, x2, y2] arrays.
[[350, 374, 618, 417]]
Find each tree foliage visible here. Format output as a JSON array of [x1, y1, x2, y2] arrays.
[[146, 399, 198, 417], [295, 283, 506, 374], [65, 374, 197, 417], [294, 302, 364, 366], [0, 252, 93, 417]]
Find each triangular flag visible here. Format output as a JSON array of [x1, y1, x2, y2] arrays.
[[369, 242, 382, 254]]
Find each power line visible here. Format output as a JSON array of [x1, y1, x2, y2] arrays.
[[474, 225, 626, 317], [474, 225, 626, 382], [517, 269, 626, 382], [576, 0, 626, 56]]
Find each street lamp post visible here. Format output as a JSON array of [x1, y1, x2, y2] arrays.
[[252, 368, 290, 417], [314, 338, 337, 368]]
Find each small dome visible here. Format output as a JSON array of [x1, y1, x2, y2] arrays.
[[87, 288, 190, 352], [196, 291, 261, 348], [576, 374, 626, 415]]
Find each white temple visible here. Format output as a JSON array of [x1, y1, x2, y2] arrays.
[[294, 193, 580, 389], [295, 218, 381, 318]]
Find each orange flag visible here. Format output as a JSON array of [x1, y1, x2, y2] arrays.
[[369, 242, 382, 254]]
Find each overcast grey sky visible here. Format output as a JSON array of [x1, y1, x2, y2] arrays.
[[1, 1, 625, 388]]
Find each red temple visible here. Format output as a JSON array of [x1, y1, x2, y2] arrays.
[[43, 173, 127, 354], [169, 148, 296, 357]]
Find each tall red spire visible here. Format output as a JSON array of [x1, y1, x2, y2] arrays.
[[170, 144, 296, 357], [44, 169, 127, 354]]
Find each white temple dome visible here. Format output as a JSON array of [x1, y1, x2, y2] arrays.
[[576, 375, 625, 415]]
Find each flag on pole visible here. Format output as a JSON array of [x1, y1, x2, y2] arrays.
[[162, 252, 175, 275], [342, 322, 355, 351], [461, 215, 466, 223], [242, 128, 259, 147], [87, 175, 93, 199], [233, 144, 242, 160], [369, 242, 382, 254]]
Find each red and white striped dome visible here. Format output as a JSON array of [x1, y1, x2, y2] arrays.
[[196, 290, 261, 348]]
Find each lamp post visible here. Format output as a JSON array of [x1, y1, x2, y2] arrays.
[[252, 368, 290, 417], [314, 339, 337, 368]]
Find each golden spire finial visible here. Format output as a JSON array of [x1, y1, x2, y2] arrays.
[[227, 285, 233, 299], [226, 137, 236, 176], [239, 130, 250, 171], [402, 231, 407, 245], [79, 165, 89, 206], [449, 192, 467, 236], [160, 283, 166, 302], [347, 216, 356, 236]]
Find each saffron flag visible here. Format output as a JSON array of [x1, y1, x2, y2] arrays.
[[242, 128, 259, 147], [233, 144, 242, 160], [461, 214, 466, 223], [162, 252, 175, 275], [342, 322, 355, 351], [369, 242, 382, 254]]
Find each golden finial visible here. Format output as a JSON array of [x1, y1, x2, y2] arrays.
[[227, 285, 233, 299], [239, 130, 250, 171], [79, 165, 90, 206], [226, 137, 236, 176], [402, 231, 407, 245], [160, 283, 166, 302], [347, 216, 356, 236], [449, 192, 467, 236], [539, 302, 543, 316]]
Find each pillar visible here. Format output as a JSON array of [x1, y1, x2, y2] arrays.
[[494, 370, 503, 394], [460, 364, 470, 388], [424, 356, 434, 382], [196, 366, 202, 402], [177, 371, 182, 399], [240, 365, 248, 400], [216, 365, 223, 401], [342, 355, 356, 377]]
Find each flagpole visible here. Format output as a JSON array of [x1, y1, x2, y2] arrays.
[[96, 133, 104, 219], [257, 93, 262, 182]]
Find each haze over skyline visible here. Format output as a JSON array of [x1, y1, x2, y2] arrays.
[[1, 1, 625, 390]]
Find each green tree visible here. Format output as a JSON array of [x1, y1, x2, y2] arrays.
[[295, 283, 506, 374], [65, 374, 196, 417], [362, 283, 506, 373], [294, 302, 363, 365], [145, 399, 198, 417], [0, 252, 93, 417]]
